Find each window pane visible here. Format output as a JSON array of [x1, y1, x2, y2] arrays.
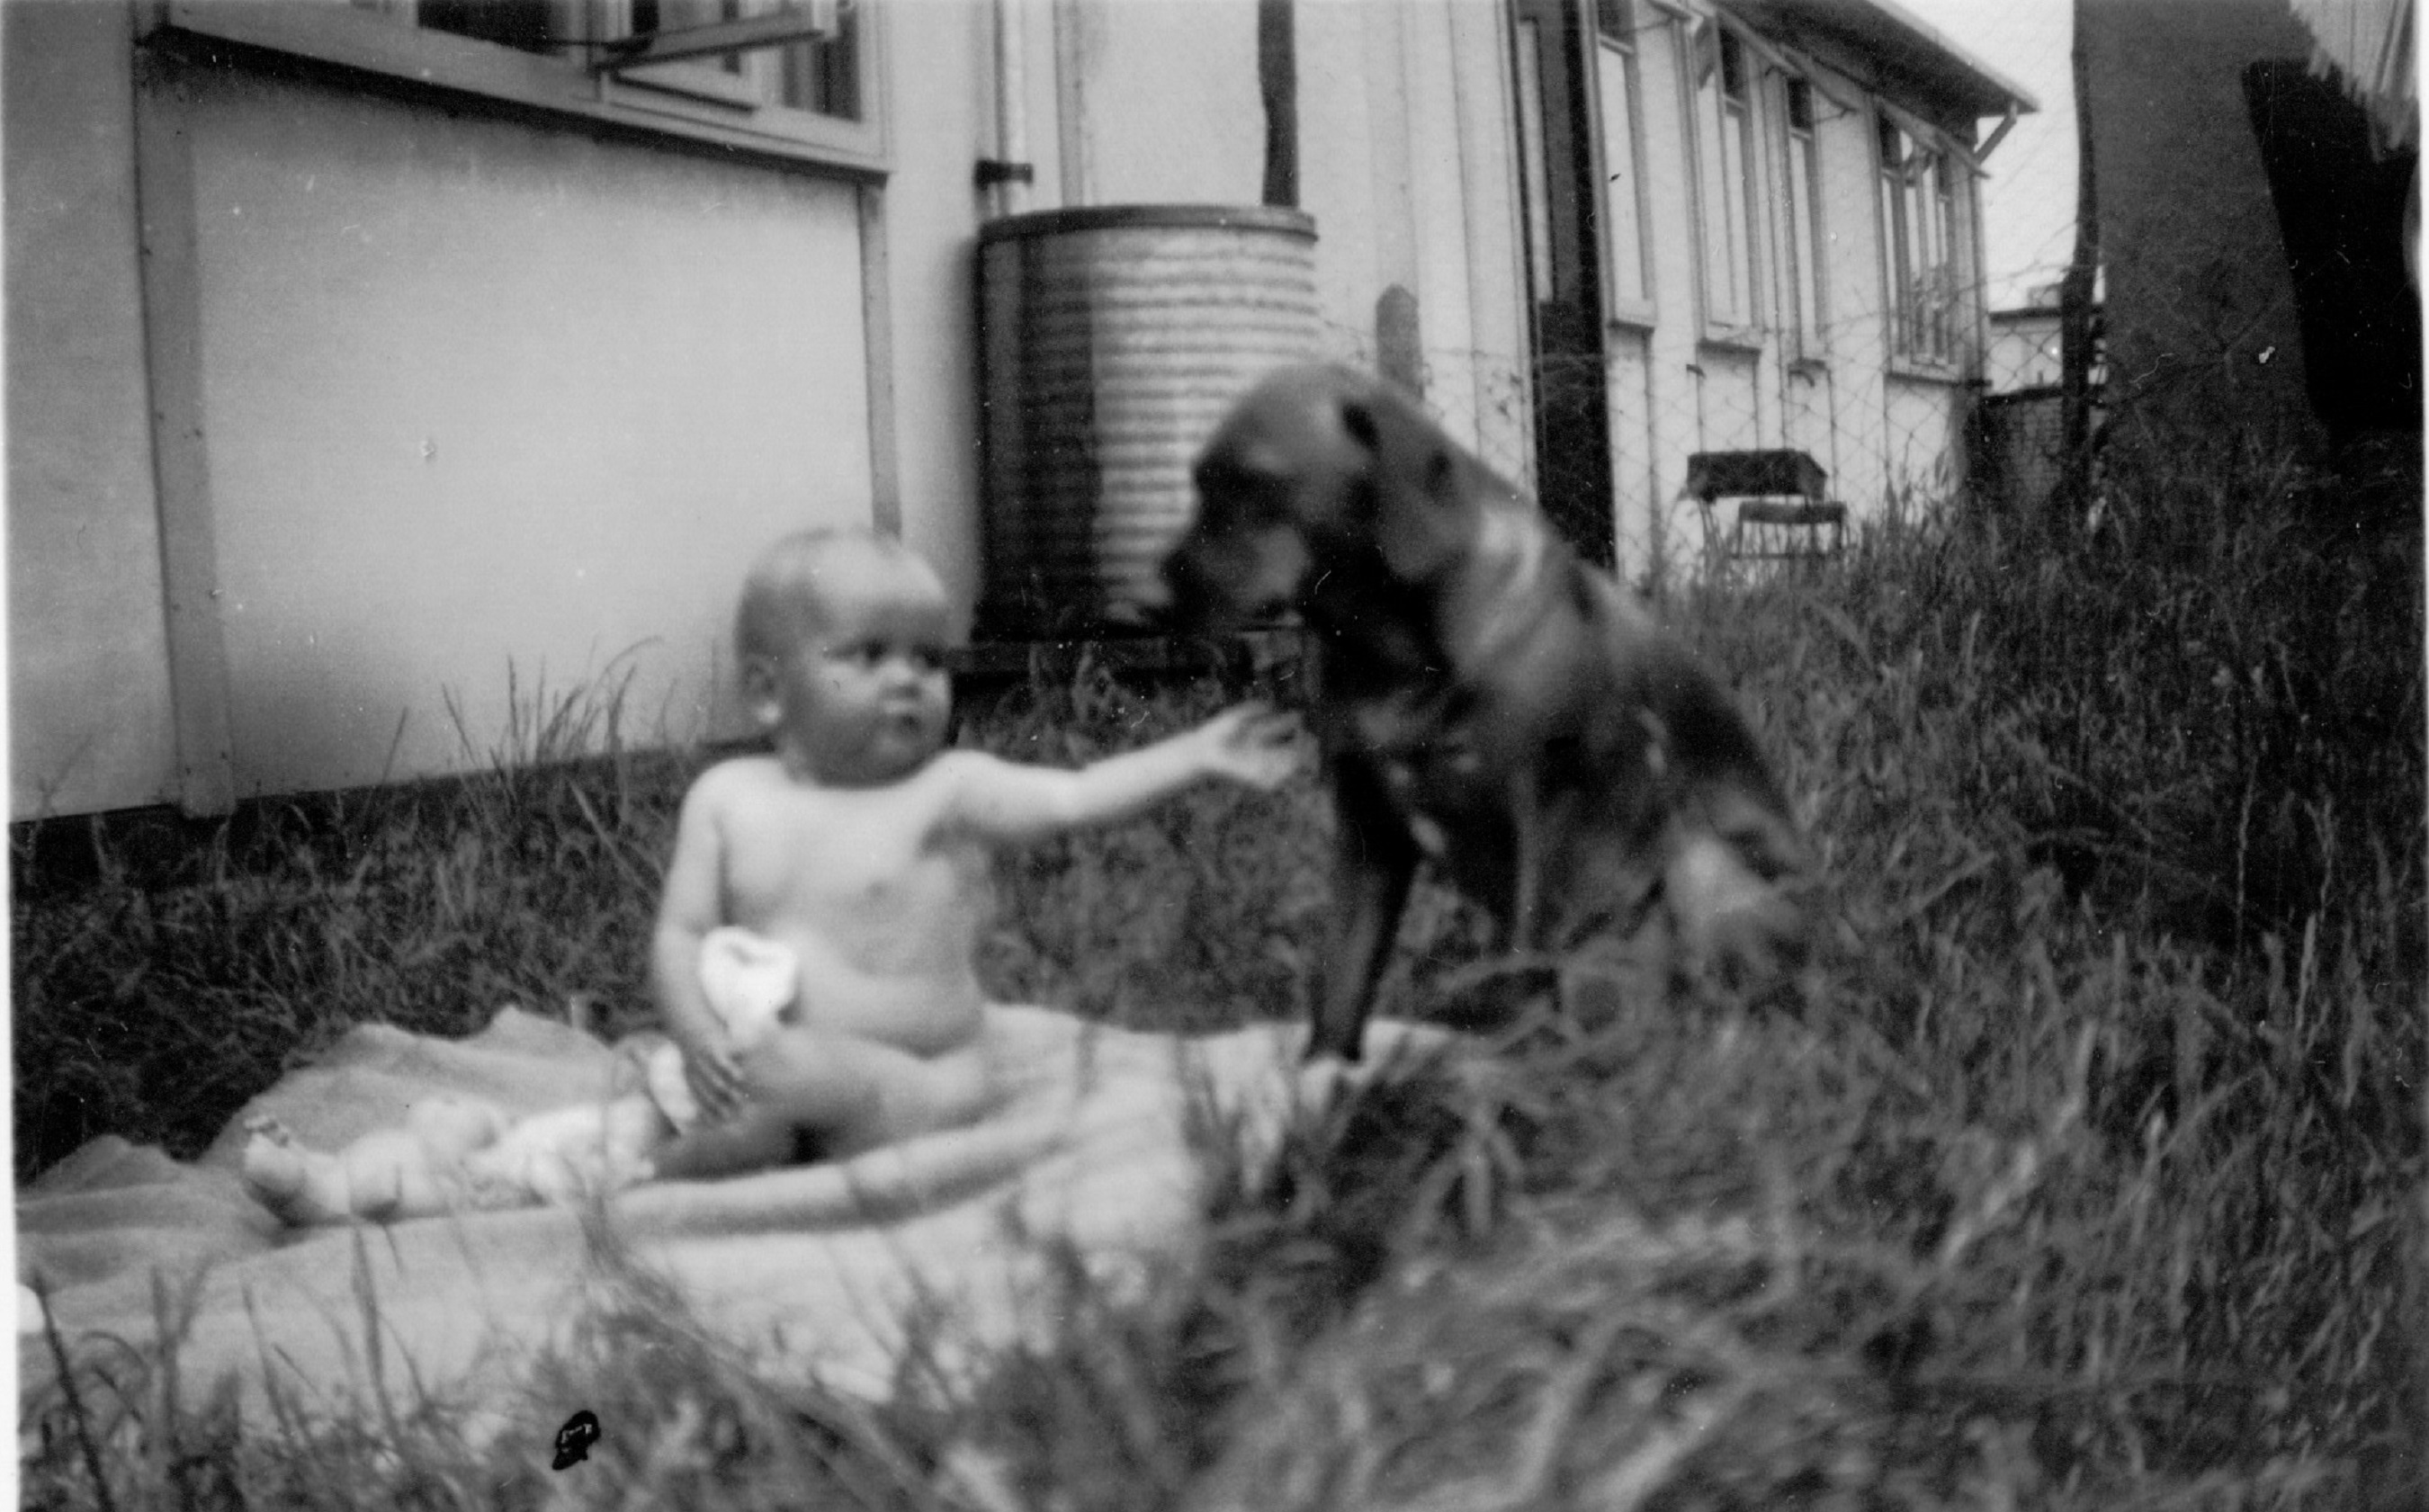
[[1931, 157, 1956, 356], [1721, 93, 1752, 321], [1515, 20, 1557, 300], [1694, 30, 1740, 325], [1597, 40, 1647, 307], [776, 3, 859, 119], [1878, 120, 1907, 355], [415, 0, 559, 53], [1788, 128, 1821, 352]]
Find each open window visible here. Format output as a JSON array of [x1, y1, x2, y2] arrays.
[[1877, 112, 1958, 369], [1591, 0, 1655, 323], [1779, 76, 1827, 362], [150, 0, 883, 173], [403, 0, 855, 117], [1688, 18, 1762, 339]]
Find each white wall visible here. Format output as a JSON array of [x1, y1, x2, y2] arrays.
[[181, 67, 873, 798], [1063, 0, 1263, 205], [5, 2, 181, 818], [1295, 0, 1530, 465], [885, 0, 996, 617]]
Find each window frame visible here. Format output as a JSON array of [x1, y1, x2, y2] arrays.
[[139, 0, 890, 178], [1511, 8, 1561, 308], [1874, 110, 1960, 376], [1777, 73, 1829, 366], [1684, 15, 1764, 346], [1588, 0, 1658, 328]]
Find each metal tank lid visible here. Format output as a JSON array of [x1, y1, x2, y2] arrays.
[[978, 203, 1317, 245]]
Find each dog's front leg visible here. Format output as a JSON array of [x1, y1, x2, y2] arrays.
[[1506, 764, 1549, 951], [1310, 756, 1422, 1062]]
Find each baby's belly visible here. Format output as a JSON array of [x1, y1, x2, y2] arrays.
[[781, 946, 987, 1059]]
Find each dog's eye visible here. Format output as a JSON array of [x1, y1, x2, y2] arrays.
[[1340, 400, 1382, 453]]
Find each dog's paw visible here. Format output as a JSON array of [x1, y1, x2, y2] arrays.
[[1667, 834, 1810, 990]]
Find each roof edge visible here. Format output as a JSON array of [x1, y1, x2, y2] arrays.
[[1860, 0, 2043, 114], [1726, 0, 2041, 121]]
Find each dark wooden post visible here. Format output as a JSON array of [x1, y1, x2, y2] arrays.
[[2057, 0, 2101, 523], [1259, 0, 1297, 208]]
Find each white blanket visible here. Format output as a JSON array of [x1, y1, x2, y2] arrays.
[[18, 1003, 1447, 1422]]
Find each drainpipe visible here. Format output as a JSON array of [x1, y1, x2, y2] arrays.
[[1259, 0, 1297, 208], [982, 0, 1033, 218]]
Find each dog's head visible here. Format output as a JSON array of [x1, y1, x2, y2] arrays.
[[1159, 364, 1502, 628]]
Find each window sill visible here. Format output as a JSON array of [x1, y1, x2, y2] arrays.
[[1698, 328, 1766, 359], [1887, 356, 1966, 385], [1787, 354, 1830, 380], [1605, 297, 1660, 333], [142, 1, 889, 179]]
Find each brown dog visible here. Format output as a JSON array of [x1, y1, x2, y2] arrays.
[[1160, 363, 1808, 1060]]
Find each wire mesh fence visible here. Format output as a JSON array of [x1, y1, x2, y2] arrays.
[[1310, 310, 2002, 591]]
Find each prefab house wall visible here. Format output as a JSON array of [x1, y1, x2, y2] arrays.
[[6, 3, 182, 820], [1588, 5, 1994, 577], [5, 0, 2011, 821]]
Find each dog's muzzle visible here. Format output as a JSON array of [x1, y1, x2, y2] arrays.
[[1155, 540, 1252, 629]]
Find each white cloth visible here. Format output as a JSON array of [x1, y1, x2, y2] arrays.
[[644, 926, 802, 1132]]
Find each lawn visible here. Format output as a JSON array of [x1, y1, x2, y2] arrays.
[[15, 435, 2425, 1508]]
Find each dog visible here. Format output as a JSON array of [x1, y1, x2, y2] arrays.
[[1160, 363, 1809, 1060]]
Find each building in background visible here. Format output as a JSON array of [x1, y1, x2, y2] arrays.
[[1985, 289, 2065, 393], [7, 0, 2029, 820], [1973, 278, 2103, 519]]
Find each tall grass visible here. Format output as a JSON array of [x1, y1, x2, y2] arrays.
[[16, 436, 2424, 1507], [11, 674, 682, 1177]]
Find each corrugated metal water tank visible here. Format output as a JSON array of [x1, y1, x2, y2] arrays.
[[977, 204, 1320, 634]]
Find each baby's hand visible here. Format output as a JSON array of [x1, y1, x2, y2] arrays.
[[1197, 702, 1308, 792], [679, 1029, 750, 1125]]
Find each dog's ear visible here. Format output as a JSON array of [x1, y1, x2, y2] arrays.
[[1339, 390, 1471, 586]]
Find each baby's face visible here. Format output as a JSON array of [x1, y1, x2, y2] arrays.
[[759, 563, 955, 785]]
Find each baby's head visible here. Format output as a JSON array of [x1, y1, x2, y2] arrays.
[[735, 528, 958, 784]]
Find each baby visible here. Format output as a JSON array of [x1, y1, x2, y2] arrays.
[[241, 527, 1304, 1221], [646, 526, 1302, 1178]]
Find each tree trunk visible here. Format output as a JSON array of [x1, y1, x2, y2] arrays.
[[2057, 0, 2102, 522]]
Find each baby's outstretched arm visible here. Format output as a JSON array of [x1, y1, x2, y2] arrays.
[[946, 702, 1304, 844]]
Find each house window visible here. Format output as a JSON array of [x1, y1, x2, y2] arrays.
[[1690, 21, 1760, 335], [387, 0, 859, 119], [148, 0, 882, 172], [1592, 0, 1652, 317], [1780, 76, 1826, 360], [1878, 114, 1957, 366]]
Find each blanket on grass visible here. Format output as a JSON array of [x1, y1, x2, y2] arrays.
[[18, 1004, 1446, 1426]]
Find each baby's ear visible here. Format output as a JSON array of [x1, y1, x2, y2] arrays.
[[739, 657, 784, 729]]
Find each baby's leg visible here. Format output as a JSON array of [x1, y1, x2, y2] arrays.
[[647, 1106, 799, 1181], [239, 1116, 355, 1226], [742, 1026, 996, 1162], [646, 1026, 997, 1181], [647, 1029, 886, 1179]]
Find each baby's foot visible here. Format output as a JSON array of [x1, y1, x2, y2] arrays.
[[239, 1123, 350, 1225], [242, 1113, 298, 1148]]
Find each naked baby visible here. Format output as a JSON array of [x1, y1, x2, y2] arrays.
[[241, 526, 1302, 1221]]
